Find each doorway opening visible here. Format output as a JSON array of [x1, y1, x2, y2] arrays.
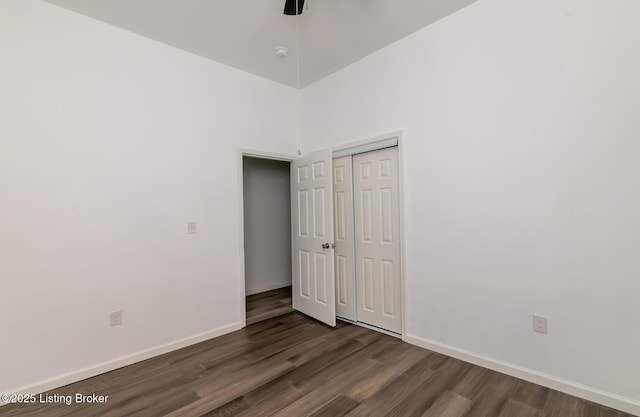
[[242, 156, 294, 325]]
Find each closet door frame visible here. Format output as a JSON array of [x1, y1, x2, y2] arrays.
[[331, 130, 407, 339]]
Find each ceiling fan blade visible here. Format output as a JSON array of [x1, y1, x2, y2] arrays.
[[284, 0, 305, 15]]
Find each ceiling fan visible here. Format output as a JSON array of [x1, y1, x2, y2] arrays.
[[284, 0, 305, 15]]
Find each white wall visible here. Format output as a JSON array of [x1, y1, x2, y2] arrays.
[[302, 0, 640, 412], [243, 157, 292, 295], [0, 0, 297, 393], [3, 0, 640, 412]]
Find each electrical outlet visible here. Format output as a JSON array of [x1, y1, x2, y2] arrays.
[[187, 222, 197, 234], [110, 310, 123, 327], [533, 314, 548, 334]]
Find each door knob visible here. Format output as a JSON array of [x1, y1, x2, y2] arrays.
[[322, 243, 330, 249]]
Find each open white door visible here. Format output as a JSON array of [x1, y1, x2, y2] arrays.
[[292, 149, 336, 326]]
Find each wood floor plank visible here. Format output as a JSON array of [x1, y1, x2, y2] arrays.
[[95, 384, 200, 417], [308, 395, 359, 417], [543, 390, 582, 417], [452, 365, 495, 400], [239, 339, 376, 416], [246, 287, 294, 325], [346, 345, 429, 402], [497, 398, 545, 417], [462, 373, 521, 417], [194, 356, 295, 401], [215, 334, 376, 417], [199, 396, 250, 417], [511, 379, 551, 410], [291, 337, 388, 394], [384, 357, 472, 417], [164, 358, 295, 417], [577, 401, 628, 417], [269, 359, 384, 417], [284, 325, 371, 367], [233, 385, 303, 417], [421, 390, 471, 417], [1, 308, 635, 417], [344, 356, 438, 417]]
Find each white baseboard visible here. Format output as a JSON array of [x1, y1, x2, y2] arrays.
[[245, 282, 291, 296], [403, 334, 640, 416], [3, 322, 242, 405]]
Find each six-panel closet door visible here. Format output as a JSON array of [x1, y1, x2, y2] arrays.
[[353, 147, 401, 333], [333, 147, 401, 334]]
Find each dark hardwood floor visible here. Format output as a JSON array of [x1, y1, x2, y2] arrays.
[[246, 286, 294, 325], [0, 312, 632, 417]]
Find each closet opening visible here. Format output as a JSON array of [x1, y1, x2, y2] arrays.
[[242, 155, 294, 325]]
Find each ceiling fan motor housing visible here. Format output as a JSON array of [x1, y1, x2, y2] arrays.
[[284, 0, 305, 15]]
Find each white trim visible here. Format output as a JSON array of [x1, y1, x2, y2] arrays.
[[237, 148, 295, 329], [332, 136, 398, 158], [237, 149, 248, 329], [403, 334, 640, 416], [239, 148, 296, 162], [3, 323, 242, 403], [396, 133, 408, 339], [290, 163, 296, 314], [328, 129, 403, 155]]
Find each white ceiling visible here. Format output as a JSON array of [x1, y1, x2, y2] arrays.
[[44, 0, 479, 88]]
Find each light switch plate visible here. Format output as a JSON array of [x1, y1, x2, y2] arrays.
[[110, 310, 123, 327]]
